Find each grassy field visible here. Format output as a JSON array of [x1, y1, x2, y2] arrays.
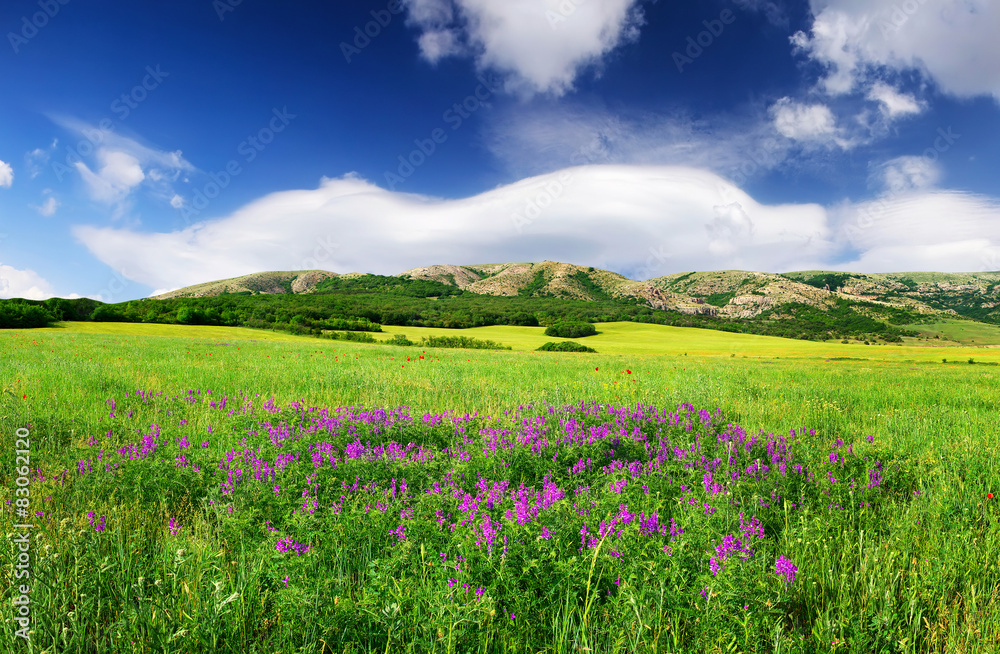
[[2, 322, 999, 653], [902, 318, 1000, 347]]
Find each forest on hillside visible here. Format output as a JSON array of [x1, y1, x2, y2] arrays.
[[0, 273, 920, 342]]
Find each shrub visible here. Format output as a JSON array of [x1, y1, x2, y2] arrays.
[[419, 336, 511, 350], [544, 321, 597, 338], [387, 334, 414, 346], [536, 341, 597, 353], [0, 301, 56, 328], [322, 331, 377, 343]]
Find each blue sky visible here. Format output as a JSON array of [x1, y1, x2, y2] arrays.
[[2, 0, 999, 301]]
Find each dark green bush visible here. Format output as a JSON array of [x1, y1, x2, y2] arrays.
[[419, 336, 511, 350], [0, 300, 56, 328], [323, 331, 377, 343], [537, 341, 597, 353], [544, 321, 597, 338]]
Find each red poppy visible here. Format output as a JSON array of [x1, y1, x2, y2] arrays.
[[626, 369, 632, 374], [595, 367, 599, 371], [989, 493, 995, 500], [23, 394, 27, 399]]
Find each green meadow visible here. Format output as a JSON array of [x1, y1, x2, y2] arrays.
[[2, 321, 1000, 653]]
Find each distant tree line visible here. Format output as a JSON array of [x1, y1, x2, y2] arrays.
[[0, 273, 920, 342]]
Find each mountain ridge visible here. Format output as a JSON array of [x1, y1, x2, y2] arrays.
[[153, 262, 1000, 324]]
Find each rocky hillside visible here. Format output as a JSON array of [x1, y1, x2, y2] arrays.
[[783, 271, 1000, 323], [399, 261, 633, 300], [152, 270, 341, 299], [154, 262, 1000, 324], [402, 264, 948, 320]]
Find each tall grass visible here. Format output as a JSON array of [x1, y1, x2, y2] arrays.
[[2, 326, 999, 652]]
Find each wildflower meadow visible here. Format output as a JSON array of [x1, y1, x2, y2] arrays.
[[2, 325, 1000, 653]]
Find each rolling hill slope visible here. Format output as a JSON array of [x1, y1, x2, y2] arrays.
[[152, 262, 1000, 326]]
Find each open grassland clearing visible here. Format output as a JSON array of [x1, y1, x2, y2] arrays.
[[2, 324, 1000, 652], [902, 318, 1000, 347]]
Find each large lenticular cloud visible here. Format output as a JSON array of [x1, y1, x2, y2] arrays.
[[72, 164, 1000, 295]]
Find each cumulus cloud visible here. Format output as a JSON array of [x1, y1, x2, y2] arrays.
[[76, 150, 146, 203], [866, 82, 923, 118], [871, 155, 940, 194], [0, 160, 13, 188], [34, 191, 60, 217], [403, 0, 646, 95], [769, 97, 857, 149], [0, 264, 55, 300], [793, 0, 1000, 100]]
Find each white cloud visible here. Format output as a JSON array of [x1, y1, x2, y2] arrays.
[[35, 192, 60, 217], [75, 149, 146, 203], [770, 98, 835, 139], [403, 0, 645, 95], [74, 166, 837, 289], [25, 143, 54, 178], [867, 82, 923, 118], [0, 264, 55, 300], [73, 165, 1000, 293], [170, 194, 184, 209], [834, 190, 1000, 272], [0, 160, 13, 188], [794, 0, 1000, 101], [769, 97, 857, 148], [871, 155, 940, 194], [51, 117, 195, 212]]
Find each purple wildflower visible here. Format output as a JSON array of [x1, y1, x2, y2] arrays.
[[775, 556, 798, 586]]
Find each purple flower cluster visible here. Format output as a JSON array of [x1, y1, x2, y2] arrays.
[[709, 513, 765, 576], [275, 536, 310, 555], [68, 389, 899, 612], [775, 555, 798, 586], [87, 511, 106, 532]]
